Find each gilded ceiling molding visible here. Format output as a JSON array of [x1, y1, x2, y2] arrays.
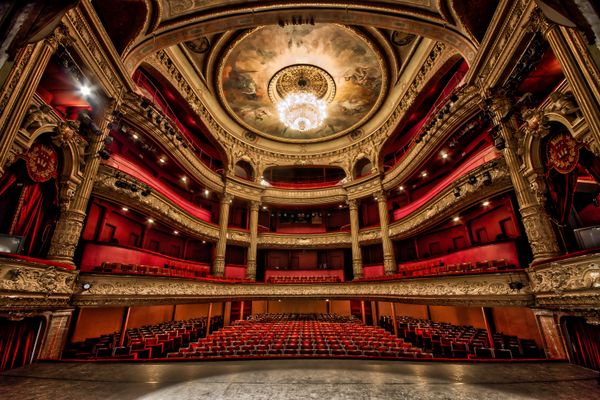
[[464, 0, 532, 89], [528, 253, 600, 312], [389, 159, 512, 239], [147, 42, 450, 165], [73, 271, 533, 307], [64, 1, 136, 99], [125, 1, 477, 70], [257, 232, 352, 249], [0, 259, 78, 311], [94, 165, 221, 241]]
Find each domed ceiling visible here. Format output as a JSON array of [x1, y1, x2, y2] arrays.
[[217, 24, 386, 142]]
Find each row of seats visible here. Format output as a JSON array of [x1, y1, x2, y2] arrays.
[[399, 258, 514, 277], [380, 315, 544, 359], [62, 316, 223, 360], [267, 276, 342, 284], [165, 314, 433, 359], [94, 262, 210, 279], [248, 313, 357, 323]]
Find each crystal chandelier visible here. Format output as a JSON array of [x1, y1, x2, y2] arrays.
[[277, 92, 328, 132]]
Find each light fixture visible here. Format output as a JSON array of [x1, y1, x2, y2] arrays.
[[181, 176, 187, 183], [79, 84, 92, 97], [421, 171, 428, 178], [159, 157, 166, 164], [482, 171, 492, 185], [277, 93, 327, 132], [147, 218, 155, 223], [121, 207, 129, 212], [202, 240, 206, 244], [81, 282, 92, 291], [441, 152, 448, 160], [173, 230, 179, 235], [204, 189, 210, 196], [262, 206, 268, 210], [399, 185, 404, 192], [132, 134, 139, 140], [453, 216, 460, 222], [482, 200, 490, 207]]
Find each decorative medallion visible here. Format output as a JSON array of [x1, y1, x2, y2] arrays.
[[546, 133, 581, 174], [21, 143, 58, 182]]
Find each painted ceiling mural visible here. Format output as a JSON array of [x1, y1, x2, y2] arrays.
[[218, 24, 386, 141]]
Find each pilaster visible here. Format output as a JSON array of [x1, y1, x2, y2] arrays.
[[348, 199, 363, 279], [375, 191, 396, 275], [213, 193, 233, 276], [246, 200, 260, 280]]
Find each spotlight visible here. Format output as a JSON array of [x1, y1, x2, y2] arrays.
[[115, 180, 128, 189], [104, 136, 114, 146], [129, 183, 138, 192], [468, 175, 477, 185], [454, 187, 461, 197], [449, 94, 458, 103], [140, 98, 151, 109], [593, 196, 599, 207], [141, 187, 152, 197], [79, 84, 92, 97], [482, 171, 492, 185], [98, 148, 110, 160], [494, 136, 506, 151]]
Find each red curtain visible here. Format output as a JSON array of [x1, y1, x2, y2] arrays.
[[565, 317, 600, 371], [12, 184, 46, 255], [547, 169, 578, 225], [0, 318, 42, 372], [579, 148, 600, 183], [0, 172, 17, 197]]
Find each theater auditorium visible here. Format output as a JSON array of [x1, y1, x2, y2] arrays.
[[0, 1, 599, 398]]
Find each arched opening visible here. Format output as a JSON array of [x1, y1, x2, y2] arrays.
[[353, 158, 373, 179], [0, 136, 61, 257], [542, 123, 600, 252], [233, 160, 255, 181]]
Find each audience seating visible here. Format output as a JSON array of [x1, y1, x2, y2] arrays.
[[63, 316, 223, 360], [398, 258, 514, 277], [267, 276, 341, 284], [168, 313, 431, 360], [380, 315, 545, 359]]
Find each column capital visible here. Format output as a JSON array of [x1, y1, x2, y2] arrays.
[[373, 190, 387, 203], [221, 193, 234, 204], [346, 198, 359, 210], [249, 200, 261, 211]]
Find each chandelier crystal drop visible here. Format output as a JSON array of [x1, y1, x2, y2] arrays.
[[277, 92, 327, 132]]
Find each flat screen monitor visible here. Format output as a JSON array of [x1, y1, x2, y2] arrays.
[[0, 234, 23, 254]]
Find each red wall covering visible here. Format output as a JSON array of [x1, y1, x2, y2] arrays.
[[264, 269, 344, 281], [264, 249, 345, 270], [80, 242, 211, 274]]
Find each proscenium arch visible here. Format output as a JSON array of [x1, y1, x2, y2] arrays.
[[123, 4, 478, 72]]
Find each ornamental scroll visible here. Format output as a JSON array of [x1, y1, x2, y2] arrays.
[[19, 143, 58, 183], [546, 133, 581, 174]]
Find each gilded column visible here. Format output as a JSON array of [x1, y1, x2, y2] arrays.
[[375, 191, 396, 275], [246, 200, 260, 280], [490, 95, 561, 261], [47, 101, 116, 264], [533, 9, 600, 151], [213, 193, 233, 276], [347, 199, 363, 279], [0, 25, 68, 174]]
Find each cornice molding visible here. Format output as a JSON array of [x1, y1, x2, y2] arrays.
[[389, 158, 512, 239], [527, 252, 600, 312], [73, 271, 533, 307], [257, 232, 352, 249], [94, 165, 221, 241], [0, 260, 78, 311]]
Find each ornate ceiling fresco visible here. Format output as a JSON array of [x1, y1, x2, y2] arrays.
[[217, 24, 386, 141]]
